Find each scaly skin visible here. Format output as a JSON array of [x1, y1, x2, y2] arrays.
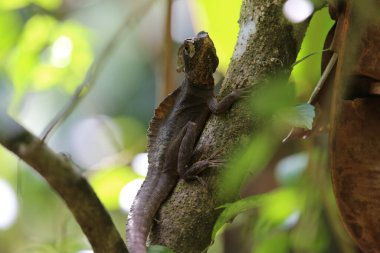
[[126, 31, 246, 253]]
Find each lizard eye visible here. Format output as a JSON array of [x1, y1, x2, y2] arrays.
[[183, 42, 195, 58]]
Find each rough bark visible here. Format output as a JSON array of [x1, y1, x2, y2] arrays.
[[150, 0, 309, 252], [0, 112, 128, 253]]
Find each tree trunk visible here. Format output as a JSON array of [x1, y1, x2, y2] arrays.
[[150, 0, 310, 252]]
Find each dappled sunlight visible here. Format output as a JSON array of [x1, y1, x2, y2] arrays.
[[281, 210, 301, 229], [50, 35, 73, 68], [283, 0, 314, 23], [131, 153, 148, 176], [0, 179, 18, 230], [77, 250, 94, 253]]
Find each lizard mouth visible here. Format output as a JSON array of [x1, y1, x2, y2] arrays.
[[185, 38, 195, 43]]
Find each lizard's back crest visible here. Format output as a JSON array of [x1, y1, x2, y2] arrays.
[[147, 86, 182, 163]]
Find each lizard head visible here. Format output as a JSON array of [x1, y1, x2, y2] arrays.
[[177, 31, 219, 85]]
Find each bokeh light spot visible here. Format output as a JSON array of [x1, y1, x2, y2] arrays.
[[69, 115, 122, 168], [50, 35, 73, 68], [281, 210, 300, 229], [283, 0, 314, 23], [119, 179, 144, 213], [0, 179, 18, 230], [131, 153, 148, 176]]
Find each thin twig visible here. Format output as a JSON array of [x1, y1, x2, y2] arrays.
[[291, 48, 332, 68], [162, 0, 174, 100], [41, 0, 155, 141], [308, 52, 337, 103]]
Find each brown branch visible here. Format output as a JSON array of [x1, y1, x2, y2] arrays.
[[0, 112, 128, 253], [149, 0, 310, 252], [162, 0, 174, 99]]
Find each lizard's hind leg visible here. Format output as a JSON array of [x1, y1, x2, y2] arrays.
[[175, 122, 225, 180], [179, 148, 224, 180], [163, 121, 198, 174]]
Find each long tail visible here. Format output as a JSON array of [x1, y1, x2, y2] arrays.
[[127, 171, 177, 253]]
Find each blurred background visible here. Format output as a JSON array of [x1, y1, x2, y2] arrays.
[[0, 0, 361, 252]]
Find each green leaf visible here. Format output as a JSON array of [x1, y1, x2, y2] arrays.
[[8, 15, 57, 98], [212, 194, 268, 240], [148, 245, 175, 253], [254, 232, 289, 253], [49, 21, 93, 92], [213, 188, 302, 240], [279, 103, 315, 130], [32, 0, 61, 10], [220, 130, 279, 201], [291, 7, 334, 97], [251, 77, 296, 116], [0, 149, 19, 180], [0, 0, 61, 10], [259, 188, 300, 225], [7, 15, 93, 106], [0, 0, 29, 10], [0, 11, 22, 61]]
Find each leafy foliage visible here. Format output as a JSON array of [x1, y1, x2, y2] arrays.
[[291, 8, 334, 98], [277, 103, 315, 130], [213, 194, 268, 240], [7, 15, 93, 104], [148, 245, 175, 253], [0, 0, 61, 10], [209, 7, 355, 253]]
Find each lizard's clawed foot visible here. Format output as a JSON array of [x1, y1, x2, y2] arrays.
[[233, 86, 252, 98], [181, 159, 223, 180], [181, 148, 225, 180]]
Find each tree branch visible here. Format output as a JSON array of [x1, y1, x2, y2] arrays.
[[150, 0, 310, 252], [0, 112, 128, 253], [162, 0, 174, 99]]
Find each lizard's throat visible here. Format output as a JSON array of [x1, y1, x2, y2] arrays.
[[186, 71, 214, 86]]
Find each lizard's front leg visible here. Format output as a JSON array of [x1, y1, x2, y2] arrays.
[[165, 120, 216, 180], [163, 121, 196, 173], [177, 88, 250, 179], [208, 87, 250, 114], [164, 120, 220, 181]]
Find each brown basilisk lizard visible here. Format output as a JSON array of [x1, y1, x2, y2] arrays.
[[126, 31, 248, 253]]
